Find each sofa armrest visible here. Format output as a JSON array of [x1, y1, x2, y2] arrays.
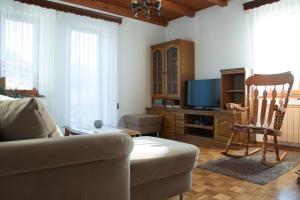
[[0, 132, 133, 176]]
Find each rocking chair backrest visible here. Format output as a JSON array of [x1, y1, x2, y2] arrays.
[[245, 71, 294, 130]]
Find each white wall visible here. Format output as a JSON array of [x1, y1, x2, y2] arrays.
[[165, 0, 251, 79], [118, 18, 164, 118]]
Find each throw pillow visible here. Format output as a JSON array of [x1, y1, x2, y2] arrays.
[[0, 97, 62, 141]]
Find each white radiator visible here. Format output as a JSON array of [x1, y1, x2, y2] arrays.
[[280, 105, 300, 144], [255, 103, 300, 145]]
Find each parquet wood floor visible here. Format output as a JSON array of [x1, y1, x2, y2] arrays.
[[169, 145, 300, 200]]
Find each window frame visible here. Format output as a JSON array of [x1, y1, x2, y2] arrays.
[[0, 15, 39, 90]]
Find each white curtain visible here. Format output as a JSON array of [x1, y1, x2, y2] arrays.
[[0, 0, 119, 128], [0, 1, 49, 89], [247, 0, 300, 89]]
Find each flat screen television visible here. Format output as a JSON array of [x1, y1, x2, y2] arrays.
[[186, 79, 221, 109]]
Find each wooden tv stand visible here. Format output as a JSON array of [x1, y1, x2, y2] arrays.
[[146, 107, 255, 145]]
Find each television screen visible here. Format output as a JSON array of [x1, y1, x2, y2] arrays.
[[186, 79, 221, 108]]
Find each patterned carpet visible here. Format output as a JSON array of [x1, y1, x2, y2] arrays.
[[199, 151, 300, 185], [168, 145, 300, 200]]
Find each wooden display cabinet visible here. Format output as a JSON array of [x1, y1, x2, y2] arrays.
[[220, 68, 253, 110], [151, 39, 195, 108], [175, 113, 185, 135], [146, 107, 255, 144], [184, 113, 214, 138], [152, 47, 164, 98]]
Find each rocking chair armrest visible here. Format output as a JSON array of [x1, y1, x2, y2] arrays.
[[226, 103, 249, 112]]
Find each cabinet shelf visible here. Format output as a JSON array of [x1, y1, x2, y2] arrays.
[[220, 68, 253, 110], [185, 123, 214, 130], [225, 90, 245, 93]]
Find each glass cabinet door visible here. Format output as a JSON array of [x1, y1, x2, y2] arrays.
[[152, 48, 164, 97], [165, 45, 180, 98]]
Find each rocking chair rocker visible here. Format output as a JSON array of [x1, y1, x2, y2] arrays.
[[221, 71, 294, 166]]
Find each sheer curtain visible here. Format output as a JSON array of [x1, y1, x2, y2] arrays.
[[247, 0, 300, 89], [0, 0, 119, 128], [48, 12, 119, 128], [0, 1, 52, 89]]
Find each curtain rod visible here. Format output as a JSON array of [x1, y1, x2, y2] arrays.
[[15, 0, 123, 24], [243, 0, 280, 11]]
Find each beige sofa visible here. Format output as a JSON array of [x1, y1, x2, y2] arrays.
[[0, 97, 199, 200], [0, 133, 198, 200], [0, 132, 134, 200]]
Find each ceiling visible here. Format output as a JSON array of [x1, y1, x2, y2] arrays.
[[62, 0, 229, 26]]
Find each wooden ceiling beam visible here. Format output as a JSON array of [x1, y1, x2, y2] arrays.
[[206, 0, 228, 7], [243, 0, 280, 10], [62, 0, 168, 26], [15, 0, 122, 24], [162, 0, 195, 17]]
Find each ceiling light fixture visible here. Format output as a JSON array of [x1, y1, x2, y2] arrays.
[[131, 0, 161, 19]]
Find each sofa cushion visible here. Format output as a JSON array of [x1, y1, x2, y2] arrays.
[[0, 98, 62, 141], [130, 137, 199, 187], [53, 125, 63, 137], [126, 114, 163, 126]]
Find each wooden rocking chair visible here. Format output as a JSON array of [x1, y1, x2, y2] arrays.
[[221, 71, 294, 166]]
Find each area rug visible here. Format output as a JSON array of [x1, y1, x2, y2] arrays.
[[198, 151, 300, 185]]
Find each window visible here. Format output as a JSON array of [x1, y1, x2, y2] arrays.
[[249, 0, 300, 90], [0, 0, 118, 128], [0, 19, 37, 89], [69, 29, 100, 127]]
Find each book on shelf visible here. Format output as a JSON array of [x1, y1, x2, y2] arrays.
[[153, 104, 164, 108], [153, 99, 164, 107], [165, 99, 175, 107]]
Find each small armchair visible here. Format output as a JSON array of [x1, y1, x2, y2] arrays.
[[222, 71, 294, 166]]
